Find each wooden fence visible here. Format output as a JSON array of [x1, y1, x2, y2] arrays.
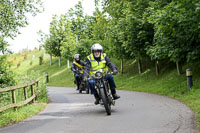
[[0, 78, 40, 112]]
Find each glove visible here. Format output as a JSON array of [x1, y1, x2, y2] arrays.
[[113, 69, 118, 75], [75, 70, 81, 74]]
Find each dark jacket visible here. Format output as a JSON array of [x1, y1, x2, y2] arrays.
[[83, 54, 117, 77], [71, 60, 86, 74]]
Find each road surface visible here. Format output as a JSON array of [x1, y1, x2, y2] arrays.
[[0, 86, 197, 133]]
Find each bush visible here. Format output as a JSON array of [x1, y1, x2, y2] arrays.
[[0, 55, 15, 88]]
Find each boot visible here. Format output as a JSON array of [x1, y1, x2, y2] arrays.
[[111, 89, 120, 100], [94, 94, 100, 105], [76, 84, 80, 90], [76, 86, 79, 90]]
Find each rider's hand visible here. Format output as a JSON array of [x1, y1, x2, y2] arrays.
[[113, 69, 118, 75]]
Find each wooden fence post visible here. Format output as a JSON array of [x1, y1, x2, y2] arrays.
[[31, 85, 35, 103], [35, 81, 39, 101], [24, 87, 27, 100], [11, 90, 17, 111]]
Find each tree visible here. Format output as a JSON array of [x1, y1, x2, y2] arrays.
[[64, 1, 96, 60], [43, 15, 63, 67], [146, 0, 200, 75], [101, 0, 154, 74], [42, 14, 78, 67], [0, 0, 43, 39], [60, 15, 77, 62]]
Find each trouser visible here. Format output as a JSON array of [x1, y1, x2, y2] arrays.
[[88, 75, 116, 94], [74, 74, 81, 88]]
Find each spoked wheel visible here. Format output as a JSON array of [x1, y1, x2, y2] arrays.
[[99, 88, 111, 115], [79, 84, 83, 93], [85, 83, 90, 94]]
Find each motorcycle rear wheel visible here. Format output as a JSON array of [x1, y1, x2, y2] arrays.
[[86, 88, 89, 94], [99, 88, 111, 115], [79, 84, 83, 93]]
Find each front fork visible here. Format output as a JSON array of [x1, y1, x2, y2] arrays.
[[95, 80, 115, 106], [103, 80, 115, 106]]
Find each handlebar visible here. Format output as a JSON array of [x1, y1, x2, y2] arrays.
[[85, 71, 118, 81]]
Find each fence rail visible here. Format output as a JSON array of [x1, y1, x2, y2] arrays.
[[0, 78, 40, 112]]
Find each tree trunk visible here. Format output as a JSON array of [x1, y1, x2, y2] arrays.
[[155, 60, 160, 76], [121, 58, 123, 74], [67, 59, 70, 68], [176, 61, 182, 75], [50, 55, 52, 66], [138, 58, 142, 74], [59, 56, 61, 67]]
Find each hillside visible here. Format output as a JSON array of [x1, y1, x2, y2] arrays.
[[6, 49, 200, 130], [8, 49, 74, 87]]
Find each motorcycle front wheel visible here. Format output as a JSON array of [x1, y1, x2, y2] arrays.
[[99, 88, 111, 115]]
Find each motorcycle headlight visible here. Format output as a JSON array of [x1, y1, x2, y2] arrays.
[[95, 71, 103, 79]]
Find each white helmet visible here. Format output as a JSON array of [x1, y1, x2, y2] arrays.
[[74, 54, 80, 59], [91, 43, 103, 53]]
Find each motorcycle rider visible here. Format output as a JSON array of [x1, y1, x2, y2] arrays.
[[71, 54, 85, 90], [83, 43, 120, 104]]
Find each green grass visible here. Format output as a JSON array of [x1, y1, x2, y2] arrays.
[[27, 57, 74, 87], [0, 103, 46, 127], [114, 59, 200, 130], [2, 50, 200, 131], [0, 50, 49, 127]]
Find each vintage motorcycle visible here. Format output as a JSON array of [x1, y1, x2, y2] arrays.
[[74, 69, 89, 94], [79, 74, 89, 94], [89, 71, 116, 115]]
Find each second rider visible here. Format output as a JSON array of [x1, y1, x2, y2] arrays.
[[71, 54, 85, 90]]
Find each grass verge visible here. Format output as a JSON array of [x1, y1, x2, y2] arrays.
[[114, 59, 200, 130], [0, 103, 46, 127]]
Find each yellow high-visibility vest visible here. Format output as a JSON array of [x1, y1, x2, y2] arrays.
[[73, 62, 84, 74], [87, 53, 108, 76]]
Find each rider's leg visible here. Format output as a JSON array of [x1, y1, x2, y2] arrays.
[[75, 74, 80, 90], [88, 79, 99, 104], [106, 75, 120, 99]]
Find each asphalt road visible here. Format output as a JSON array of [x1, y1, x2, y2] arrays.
[[0, 87, 197, 133]]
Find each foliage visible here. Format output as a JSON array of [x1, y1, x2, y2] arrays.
[[75, 39, 93, 60], [101, 0, 154, 60], [43, 15, 62, 57], [60, 15, 77, 61], [0, 55, 15, 88], [0, 0, 43, 38], [41, 0, 200, 74], [146, 0, 200, 63], [41, 1, 95, 61], [0, 37, 10, 54]]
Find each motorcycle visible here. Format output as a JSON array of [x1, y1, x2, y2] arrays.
[[74, 69, 89, 94], [79, 74, 89, 94], [88, 71, 116, 115]]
